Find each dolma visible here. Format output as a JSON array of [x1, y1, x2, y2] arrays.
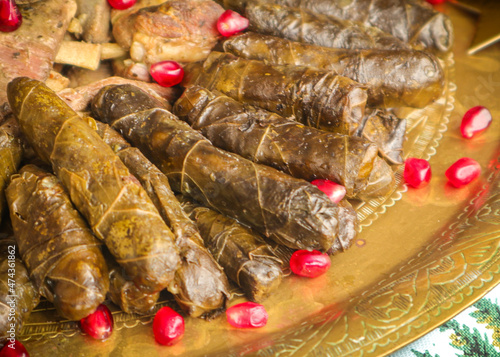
[[7, 77, 180, 293], [173, 85, 394, 198], [238, 3, 408, 51], [91, 84, 342, 252], [183, 52, 368, 135], [179, 198, 283, 302], [0, 117, 23, 224], [0, 236, 39, 345], [218, 0, 453, 53], [86, 117, 230, 318], [223, 32, 445, 108], [6, 165, 109, 320]]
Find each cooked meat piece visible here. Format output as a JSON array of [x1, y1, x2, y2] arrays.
[[112, 58, 152, 82], [112, 0, 225, 64], [75, 0, 111, 43], [0, 0, 77, 106]]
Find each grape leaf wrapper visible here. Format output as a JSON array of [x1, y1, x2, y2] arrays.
[[0, 236, 39, 344], [7, 77, 180, 293], [91, 84, 341, 252], [174, 85, 394, 198], [179, 197, 283, 303], [223, 32, 445, 109], [86, 117, 230, 318], [183, 52, 368, 135], [6, 165, 108, 320]]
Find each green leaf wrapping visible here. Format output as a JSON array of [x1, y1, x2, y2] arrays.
[[223, 32, 445, 108], [6, 165, 108, 320], [173, 85, 394, 198], [7, 77, 180, 293], [179, 197, 283, 303], [183, 52, 368, 135], [87, 117, 229, 318], [91, 84, 342, 252], [0, 236, 39, 345], [217, 0, 453, 53], [0, 117, 23, 225], [242, 3, 408, 51]]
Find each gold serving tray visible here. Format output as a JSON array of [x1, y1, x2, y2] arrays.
[[19, 4, 500, 356]]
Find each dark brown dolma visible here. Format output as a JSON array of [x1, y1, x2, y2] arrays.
[[179, 198, 283, 302], [0, 117, 23, 224], [86, 117, 230, 318], [5, 165, 109, 320], [183, 51, 368, 135], [92, 84, 342, 252], [0, 236, 39, 345], [240, 3, 408, 51], [223, 32, 445, 108], [218, 0, 453, 53], [173, 85, 394, 198], [7, 77, 180, 293], [356, 109, 406, 165]]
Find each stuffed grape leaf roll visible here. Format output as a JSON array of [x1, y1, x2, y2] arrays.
[[86, 117, 230, 318], [183, 51, 368, 135], [91, 84, 343, 253], [7, 77, 180, 294], [0, 236, 39, 345], [223, 32, 445, 108], [179, 197, 283, 303], [6, 165, 109, 320], [173, 85, 394, 198]]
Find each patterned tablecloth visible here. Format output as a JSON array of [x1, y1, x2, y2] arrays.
[[391, 284, 500, 356]]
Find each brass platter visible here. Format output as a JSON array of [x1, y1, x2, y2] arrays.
[[19, 4, 500, 356]]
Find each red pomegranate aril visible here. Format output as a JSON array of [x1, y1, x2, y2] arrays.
[[0, 0, 22, 33], [0, 340, 29, 357], [217, 10, 249, 37], [311, 179, 346, 203], [425, 0, 446, 4], [107, 0, 136, 10], [460, 106, 492, 139], [153, 307, 185, 346], [226, 302, 268, 328], [445, 157, 481, 188], [290, 250, 331, 278], [150, 61, 184, 88], [404, 158, 432, 188], [79, 304, 114, 340]]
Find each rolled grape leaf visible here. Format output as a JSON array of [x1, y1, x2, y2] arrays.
[[242, 3, 408, 51], [223, 32, 445, 108], [179, 197, 283, 302], [86, 117, 230, 318], [183, 51, 368, 135], [173, 85, 394, 198], [91, 84, 342, 252], [0, 117, 23, 225], [356, 109, 406, 165], [218, 0, 453, 53], [6, 165, 109, 320], [7, 77, 180, 293], [0, 235, 39, 345]]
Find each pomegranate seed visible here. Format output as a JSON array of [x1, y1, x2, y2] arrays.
[[217, 10, 249, 37], [425, 0, 446, 4], [79, 304, 114, 340], [460, 106, 492, 139], [0, 0, 22, 33], [0, 340, 29, 357], [150, 61, 184, 88], [153, 307, 184, 346], [290, 250, 331, 278], [311, 179, 346, 203], [404, 158, 432, 188], [445, 157, 481, 187], [107, 0, 136, 10], [226, 302, 268, 328]]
